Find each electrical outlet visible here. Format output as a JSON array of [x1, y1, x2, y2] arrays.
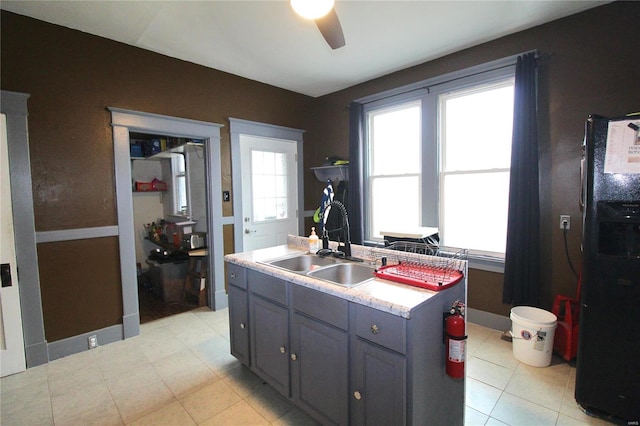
[[560, 215, 571, 230], [88, 335, 98, 349]]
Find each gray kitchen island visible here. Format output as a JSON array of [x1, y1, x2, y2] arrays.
[[224, 236, 467, 426]]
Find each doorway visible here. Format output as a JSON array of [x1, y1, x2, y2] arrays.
[[129, 132, 208, 323], [230, 118, 305, 253], [109, 108, 225, 339]]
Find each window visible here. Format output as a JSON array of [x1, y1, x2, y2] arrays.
[[367, 100, 421, 239], [363, 60, 515, 266], [250, 150, 288, 222], [172, 154, 188, 215], [439, 81, 514, 256]]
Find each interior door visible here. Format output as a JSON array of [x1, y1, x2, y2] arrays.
[[240, 135, 298, 251], [0, 113, 27, 377]]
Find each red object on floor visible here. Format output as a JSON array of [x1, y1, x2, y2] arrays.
[[552, 273, 582, 361]]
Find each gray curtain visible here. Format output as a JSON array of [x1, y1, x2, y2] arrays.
[[348, 101, 364, 244], [502, 52, 540, 306]]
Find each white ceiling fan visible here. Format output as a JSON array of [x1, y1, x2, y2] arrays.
[[290, 0, 346, 50]]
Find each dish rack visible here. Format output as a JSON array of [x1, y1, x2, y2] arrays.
[[371, 242, 468, 291]]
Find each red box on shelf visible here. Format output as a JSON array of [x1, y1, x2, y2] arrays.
[[135, 181, 153, 191]]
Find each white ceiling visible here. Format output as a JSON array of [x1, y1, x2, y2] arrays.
[[1, 0, 609, 97]]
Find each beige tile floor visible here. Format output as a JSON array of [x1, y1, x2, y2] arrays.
[[0, 308, 613, 426]]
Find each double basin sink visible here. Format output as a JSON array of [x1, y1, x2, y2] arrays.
[[264, 253, 375, 288]]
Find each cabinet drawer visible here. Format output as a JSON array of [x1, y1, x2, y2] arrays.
[[227, 263, 247, 289], [354, 304, 406, 354], [291, 285, 348, 330], [248, 270, 287, 305]]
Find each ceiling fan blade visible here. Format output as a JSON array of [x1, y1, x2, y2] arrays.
[[315, 8, 345, 49]]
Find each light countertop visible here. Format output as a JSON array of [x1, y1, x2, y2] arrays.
[[224, 236, 466, 319]]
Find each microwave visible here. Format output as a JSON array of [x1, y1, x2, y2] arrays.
[[183, 232, 206, 250]]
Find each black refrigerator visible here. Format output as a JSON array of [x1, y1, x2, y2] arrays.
[[576, 114, 640, 422]]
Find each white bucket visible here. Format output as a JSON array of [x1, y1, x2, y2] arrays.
[[510, 306, 557, 367]]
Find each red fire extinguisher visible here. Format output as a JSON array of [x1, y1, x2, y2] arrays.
[[445, 300, 467, 379]]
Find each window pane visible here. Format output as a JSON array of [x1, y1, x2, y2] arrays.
[[251, 149, 288, 222], [251, 151, 261, 174], [276, 197, 287, 219], [175, 154, 186, 174], [253, 198, 267, 222], [369, 102, 421, 175], [173, 155, 187, 215], [275, 175, 287, 197], [263, 152, 275, 175], [442, 83, 513, 171], [370, 176, 420, 240], [441, 171, 509, 254], [176, 175, 187, 214], [275, 151, 286, 175]]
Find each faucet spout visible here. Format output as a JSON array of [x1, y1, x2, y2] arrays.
[[322, 200, 352, 258]]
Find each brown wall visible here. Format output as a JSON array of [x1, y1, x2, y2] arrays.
[[2, 2, 638, 341], [303, 1, 639, 315], [37, 237, 122, 341], [1, 11, 313, 341]]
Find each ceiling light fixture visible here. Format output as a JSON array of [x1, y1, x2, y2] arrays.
[[290, 0, 335, 20]]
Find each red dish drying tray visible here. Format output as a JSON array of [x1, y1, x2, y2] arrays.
[[374, 263, 463, 291]]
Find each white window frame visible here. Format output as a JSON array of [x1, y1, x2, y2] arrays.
[[360, 55, 520, 272], [438, 78, 514, 259], [171, 153, 189, 216], [365, 95, 424, 241]]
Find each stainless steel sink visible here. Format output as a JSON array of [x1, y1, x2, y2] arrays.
[[307, 263, 375, 287], [267, 253, 338, 272]]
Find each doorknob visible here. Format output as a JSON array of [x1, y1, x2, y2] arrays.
[[244, 228, 256, 234]]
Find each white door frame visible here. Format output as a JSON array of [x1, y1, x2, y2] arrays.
[[229, 118, 305, 253], [240, 135, 298, 251]]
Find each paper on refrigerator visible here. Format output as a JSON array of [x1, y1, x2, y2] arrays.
[[604, 118, 640, 174]]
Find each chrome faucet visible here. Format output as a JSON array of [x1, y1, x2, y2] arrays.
[[321, 200, 352, 258]]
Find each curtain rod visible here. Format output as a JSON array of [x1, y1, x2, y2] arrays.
[[351, 50, 538, 107]]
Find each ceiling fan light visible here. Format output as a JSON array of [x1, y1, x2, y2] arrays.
[[290, 0, 335, 20]]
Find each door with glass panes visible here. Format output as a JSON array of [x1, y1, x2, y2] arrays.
[[240, 135, 298, 251]]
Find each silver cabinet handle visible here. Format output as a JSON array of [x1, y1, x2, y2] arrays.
[[291, 353, 297, 361], [371, 324, 380, 334], [354, 391, 362, 400], [239, 323, 245, 329], [280, 346, 286, 354]]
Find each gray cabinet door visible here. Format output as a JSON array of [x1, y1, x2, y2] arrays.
[[228, 285, 250, 366], [290, 312, 349, 425], [352, 338, 406, 426], [250, 295, 290, 396]]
